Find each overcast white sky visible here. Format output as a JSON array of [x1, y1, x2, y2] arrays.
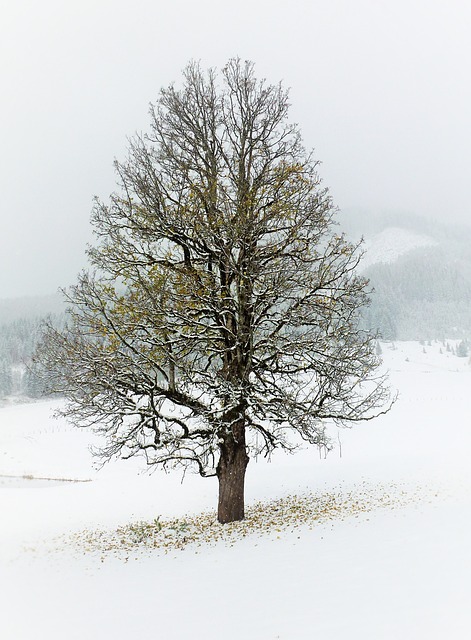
[[1, 0, 471, 299]]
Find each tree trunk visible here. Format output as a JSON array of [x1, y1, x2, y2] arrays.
[[216, 419, 249, 524]]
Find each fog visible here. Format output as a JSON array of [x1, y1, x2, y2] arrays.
[[2, 0, 471, 299]]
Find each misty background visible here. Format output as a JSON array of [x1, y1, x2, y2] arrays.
[[2, 0, 471, 299], [2, 0, 471, 399]]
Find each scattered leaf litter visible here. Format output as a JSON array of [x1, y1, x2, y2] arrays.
[[64, 480, 439, 559]]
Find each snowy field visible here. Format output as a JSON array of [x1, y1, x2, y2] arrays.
[[1, 341, 471, 639]]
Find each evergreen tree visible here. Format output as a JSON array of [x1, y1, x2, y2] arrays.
[[0, 358, 12, 397]]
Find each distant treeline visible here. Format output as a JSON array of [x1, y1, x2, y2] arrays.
[[363, 246, 471, 341], [0, 315, 63, 400]]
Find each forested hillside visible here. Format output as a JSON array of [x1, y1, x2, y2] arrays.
[[363, 246, 471, 340], [0, 317, 49, 399], [0, 295, 64, 401], [340, 211, 471, 341]]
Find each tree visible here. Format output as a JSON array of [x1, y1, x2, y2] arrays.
[[457, 340, 469, 358], [0, 357, 12, 398], [35, 59, 392, 523]]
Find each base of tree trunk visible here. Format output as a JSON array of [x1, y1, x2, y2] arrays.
[[216, 439, 249, 524]]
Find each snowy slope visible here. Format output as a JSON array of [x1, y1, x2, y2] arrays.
[[360, 226, 438, 270], [1, 341, 471, 639]]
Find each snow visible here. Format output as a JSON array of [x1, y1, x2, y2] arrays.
[[360, 227, 438, 270], [1, 341, 471, 639]]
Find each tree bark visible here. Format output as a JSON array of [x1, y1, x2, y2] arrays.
[[216, 418, 249, 524]]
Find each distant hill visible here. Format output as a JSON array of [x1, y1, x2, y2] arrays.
[[340, 210, 471, 340], [359, 227, 438, 271]]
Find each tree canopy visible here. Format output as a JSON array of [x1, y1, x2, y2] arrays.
[[35, 59, 392, 523]]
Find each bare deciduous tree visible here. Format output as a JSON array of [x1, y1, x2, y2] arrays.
[[35, 59, 392, 523]]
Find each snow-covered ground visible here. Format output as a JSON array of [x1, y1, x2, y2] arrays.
[[1, 341, 471, 639]]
